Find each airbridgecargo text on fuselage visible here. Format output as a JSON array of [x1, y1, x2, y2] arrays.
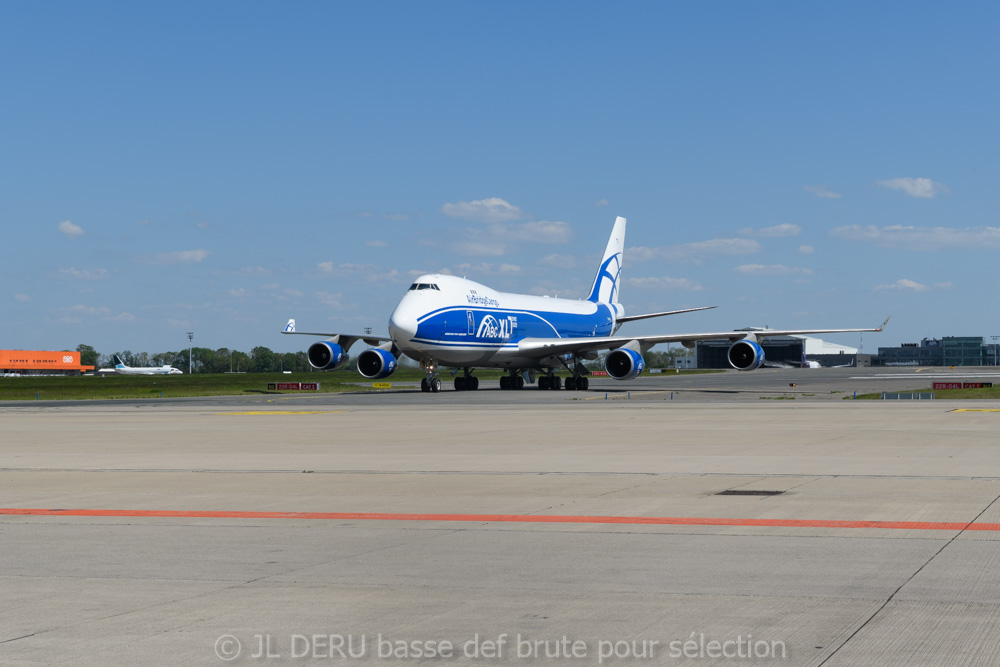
[[466, 293, 500, 308]]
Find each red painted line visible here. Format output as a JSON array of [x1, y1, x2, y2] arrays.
[[1, 508, 998, 531]]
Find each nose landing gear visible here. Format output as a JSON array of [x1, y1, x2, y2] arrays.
[[420, 362, 442, 393]]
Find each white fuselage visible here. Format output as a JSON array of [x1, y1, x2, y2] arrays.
[[388, 274, 621, 370], [111, 365, 183, 375]]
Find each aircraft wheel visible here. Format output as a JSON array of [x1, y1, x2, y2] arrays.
[[471, 376, 479, 390], [580, 377, 589, 390], [421, 378, 430, 393], [565, 377, 577, 390], [515, 376, 524, 390], [430, 377, 441, 392], [500, 376, 509, 390], [539, 376, 550, 390], [454, 377, 465, 391], [553, 376, 562, 390]]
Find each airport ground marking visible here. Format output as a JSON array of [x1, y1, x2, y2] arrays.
[[949, 409, 1000, 413], [213, 410, 346, 416], [2, 507, 999, 531]]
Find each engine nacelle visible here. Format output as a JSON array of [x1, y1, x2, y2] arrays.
[[307, 341, 348, 370], [728, 339, 765, 371], [605, 348, 645, 381], [357, 348, 397, 379]]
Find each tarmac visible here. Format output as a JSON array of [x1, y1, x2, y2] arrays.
[[2, 367, 1000, 665]]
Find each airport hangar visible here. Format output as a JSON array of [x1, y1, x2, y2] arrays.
[[0, 350, 94, 376], [686, 332, 859, 369]]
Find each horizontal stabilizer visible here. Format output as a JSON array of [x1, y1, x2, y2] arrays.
[[617, 306, 717, 324]]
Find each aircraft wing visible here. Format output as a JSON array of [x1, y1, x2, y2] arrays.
[[516, 316, 891, 359], [280, 319, 391, 354], [616, 305, 717, 324]]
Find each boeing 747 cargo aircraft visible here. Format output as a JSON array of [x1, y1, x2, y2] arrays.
[[284, 217, 888, 392]]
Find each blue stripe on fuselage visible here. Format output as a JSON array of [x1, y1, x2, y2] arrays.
[[414, 304, 615, 347]]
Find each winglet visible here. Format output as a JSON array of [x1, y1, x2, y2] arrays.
[[877, 315, 892, 332], [284, 319, 296, 333]]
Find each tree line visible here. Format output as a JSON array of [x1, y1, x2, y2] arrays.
[[73, 345, 692, 374], [75, 344, 316, 374]]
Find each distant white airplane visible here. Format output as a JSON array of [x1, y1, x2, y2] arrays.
[[98, 354, 183, 375], [284, 216, 889, 392]]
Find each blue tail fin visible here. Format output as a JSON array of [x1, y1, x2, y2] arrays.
[[587, 216, 626, 303]]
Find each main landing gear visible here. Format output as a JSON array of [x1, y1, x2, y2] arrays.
[[454, 368, 479, 391], [499, 371, 524, 390], [538, 370, 589, 390], [538, 375, 590, 391], [538, 374, 561, 390]]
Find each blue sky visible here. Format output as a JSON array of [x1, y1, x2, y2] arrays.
[[2, 2, 998, 356]]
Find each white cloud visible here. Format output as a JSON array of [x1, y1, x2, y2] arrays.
[[628, 276, 703, 291], [136, 249, 210, 265], [594, 198, 610, 207], [366, 240, 388, 247], [758, 224, 801, 238], [229, 288, 250, 297], [318, 262, 378, 275], [449, 240, 506, 256], [831, 225, 1000, 250], [876, 177, 949, 199], [874, 278, 930, 292], [629, 238, 761, 263], [65, 305, 134, 321], [441, 197, 525, 223], [742, 224, 801, 238], [804, 185, 842, 199], [445, 219, 572, 257], [490, 220, 572, 244], [58, 220, 84, 238], [58, 267, 109, 280], [455, 262, 522, 275], [540, 253, 577, 269], [313, 291, 343, 307], [797, 245, 815, 255], [734, 264, 813, 276], [14, 293, 31, 302], [69, 305, 112, 316]]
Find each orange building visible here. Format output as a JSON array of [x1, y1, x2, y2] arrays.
[[0, 350, 95, 375]]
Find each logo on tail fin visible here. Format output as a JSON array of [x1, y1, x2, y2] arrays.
[[284, 319, 296, 333], [587, 253, 623, 303]]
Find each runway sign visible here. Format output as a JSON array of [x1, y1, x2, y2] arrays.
[[266, 382, 320, 391], [933, 382, 994, 389]]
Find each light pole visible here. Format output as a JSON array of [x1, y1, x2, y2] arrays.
[[992, 336, 999, 367], [187, 332, 194, 374]]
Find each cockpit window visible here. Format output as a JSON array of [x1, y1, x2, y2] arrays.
[[408, 283, 440, 291]]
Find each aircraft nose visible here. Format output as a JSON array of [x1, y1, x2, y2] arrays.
[[388, 305, 418, 343]]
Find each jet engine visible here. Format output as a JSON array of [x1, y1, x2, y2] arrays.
[[307, 341, 348, 370], [605, 348, 645, 381], [357, 348, 397, 379], [728, 339, 765, 371]]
